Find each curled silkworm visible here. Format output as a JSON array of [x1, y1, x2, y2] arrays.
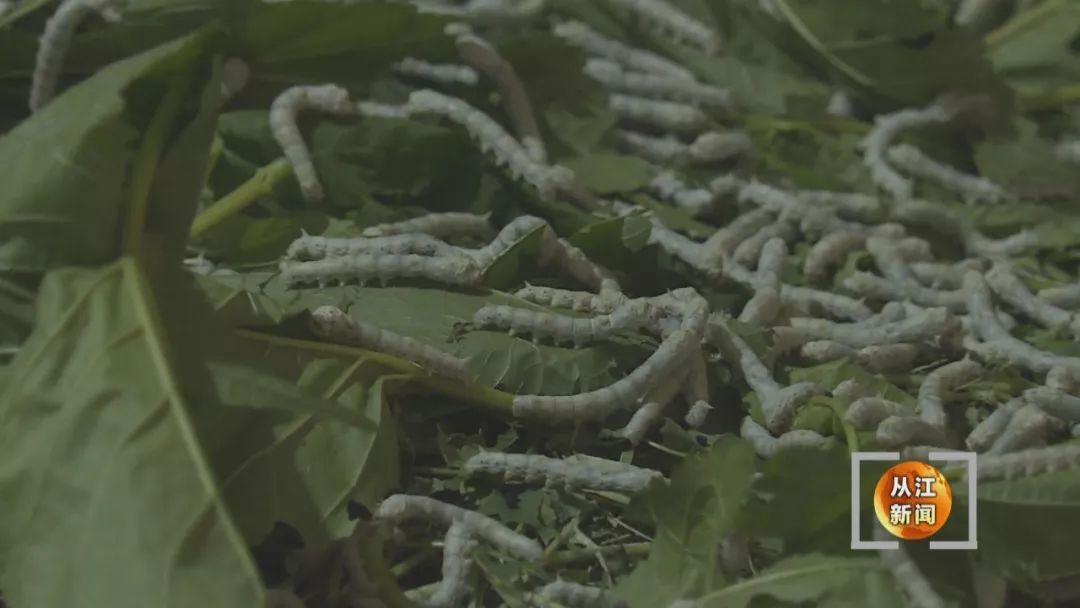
[[270, 84, 355, 202], [778, 307, 956, 350], [650, 170, 714, 216], [309, 306, 471, 381], [535, 580, 627, 608], [1038, 283, 1080, 309], [360, 213, 494, 240], [860, 102, 954, 200], [615, 129, 690, 164], [603, 0, 721, 54], [875, 415, 948, 448], [886, 144, 1007, 204], [918, 358, 983, 429], [688, 130, 754, 163], [470, 300, 647, 347], [393, 57, 478, 86], [986, 404, 1063, 454], [986, 263, 1080, 337], [609, 94, 709, 134], [284, 232, 460, 261], [962, 442, 1080, 481], [740, 417, 830, 458], [375, 495, 543, 561], [844, 397, 914, 430], [281, 254, 482, 288], [875, 526, 949, 608], [425, 522, 476, 608], [584, 58, 731, 107], [30, 0, 124, 112], [512, 328, 698, 422], [407, 89, 574, 200], [463, 452, 663, 494], [551, 20, 695, 80]]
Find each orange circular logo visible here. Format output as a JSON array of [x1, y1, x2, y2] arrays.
[[873, 460, 952, 540]]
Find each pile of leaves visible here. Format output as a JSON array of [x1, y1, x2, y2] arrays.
[[2, 0, 1080, 607]]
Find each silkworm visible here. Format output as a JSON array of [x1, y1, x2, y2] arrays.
[[463, 452, 663, 494], [1047, 366, 1080, 395], [541, 236, 623, 295], [966, 398, 1024, 452], [918, 358, 983, 429], [684, 399, 713, 428], [512, 327, 698, 422], [357, 100, 414, 119], [738, 237, 785, 325], [833, 378, 873, 402], [584, 58, 731, 107], [844, 397, 914, 430], [536, 580, 627, 608], [608, 365, 687, 444], [269, 84, 355, 202], [778, 308, 957, 350], [740, 417, 830, 459], [513, 285, 621, 314], [803, 231, 866, 280], [688, 130, 754, 163], [909, 259, 986, 289], [393, 57, 478, 86], [308, 306, 472, 381], [962, 271, 1080, 376], [375, 495, 543, 561], [470, 300, 647, 347], [425, 522, 476, 608], [701, 208, 776, 263], [284, 232, 460, 261], [1038, 283, 1080, 309], [1023, 387, 1080, 422], [986, 263, 1080, 337], [603, 0, 721, 54], [29, 0, 123, 112], [856, 343, 922, 372], [860, 102, 954, 200], [887, 144, 1007, 204], [875, 526, 949, 608], [281, 253, 482, 288], [778, 285, 874, 321], [609, 94, 709, 134], [857, 237, 967, 311], [707, 314, 825, 433], [792, 190, 886, 223], [615, 129, 690, 164], [875, 415, 948, 448], [891, 200, 1038, 258], [1055, 140, 1080, 164], [552, 20, 695, 80], [964, 442, 1080, 481], [650, 170, 715, 216], [406, 89, 574, 200], [986, 404, 1063, 454], [732, 222, 797, 268]]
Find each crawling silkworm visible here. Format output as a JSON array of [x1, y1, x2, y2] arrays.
[[609, 94, 709, 135], [688, 130, 754, 163], [270, 84, 355, 202], [535, 580, 627, 608], [463, 452, 663, 494], [886, 143, 1007, 204], [284, 232, 460, 261], [584, 58, 731, 107], [551, 20, 696, 80], [986, 263, 1080, 337], [1038, 283, 1080, 309], [875, 525, 949, 608], [844, 397, 914, 430], [30, 0, 123, 112], [966, 398, 1024, 452], [860, 102, 954, 200], [777, 307, 956, 350], [393, 57, 478, 86], [875, 415, 949, 448], [917, 358, 983, 429], [740, 417, 830, 458], [603, 0, 721, 54], [470, 300, 647, 347], [425, 522, 476, 608], [650, 170, 715, 216], [960, 442, 1080, 481], [280, 253, 482, 288], [615, 129, 691, 164], [986, 404, 1063, 454]]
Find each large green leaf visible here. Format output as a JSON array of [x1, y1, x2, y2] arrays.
[[0, 260, 264, 607]]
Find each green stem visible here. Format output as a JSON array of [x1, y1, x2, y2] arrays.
[[540, 541, 651, 567], [232, 329, 516, 416], [125, 70, 191, 255], [1020, 84, 1080, 111], [984, 0, 1063, 49], [189, 157, 293, 240], [202, 133, 224, 190]]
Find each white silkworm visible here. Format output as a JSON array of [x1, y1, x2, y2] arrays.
[[471, 300, 646, 347], [407, 89, 574, 201], [860, 102, 954, 200], [707, 315, 825, 433], [609, 94, 709, 135], [1038, 283, 1080, 309], [513, 285, 620, 314], [281, 253, 482, 288], [1047, 366, 1080, 395], [886, 144, 1007, 204], [738, 237, 785, 325], [603, 0, 721, 54], [551, 20, 695, 80], [966, 398, 1024, 452], [779, 308, 956, 350], [1023, 387, 1080, 422], [1055, 140, 1080, 164], [684, 399, 713, 427], [615, 129, 690, 164], [986, 404, 1063, 454], [701, 208, 776, 262], [269, 84, 354, 202], [463, 452, 663, 494], [857, 344, 921, 373], [29, 0, 123, 112], [792, 190, 886, 223], [357, 100, 413, 119], [891, 200, 1038, 258], [800, 340, 856, 363], [909, 259, 986, 289], [607, 360, 690, 444], [918, 358, 983, 429], [394, 57, 478, 86], [844, 397, 914, 430], [732, 222, 796, 268], [962, 271, 1080, 376], [688, 130, 754, 163], [512, 327, 697, 422], [284, 232, 460, 261], [536, 580, 627, 608], [842, 272, 966, 312], [875, 526, 949, 608], [584, 58, 731, 107], [964, 442, 1080, 481], [375, 495, 543, 561], [425, 522, 476, 608], [649, 170, 714, 216], [986, 263, 1080, 337], [875, 415, 948, 448], [803, 231, 865, 280], [740, 417, 830, 459], [308, 306, 471, 381]]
